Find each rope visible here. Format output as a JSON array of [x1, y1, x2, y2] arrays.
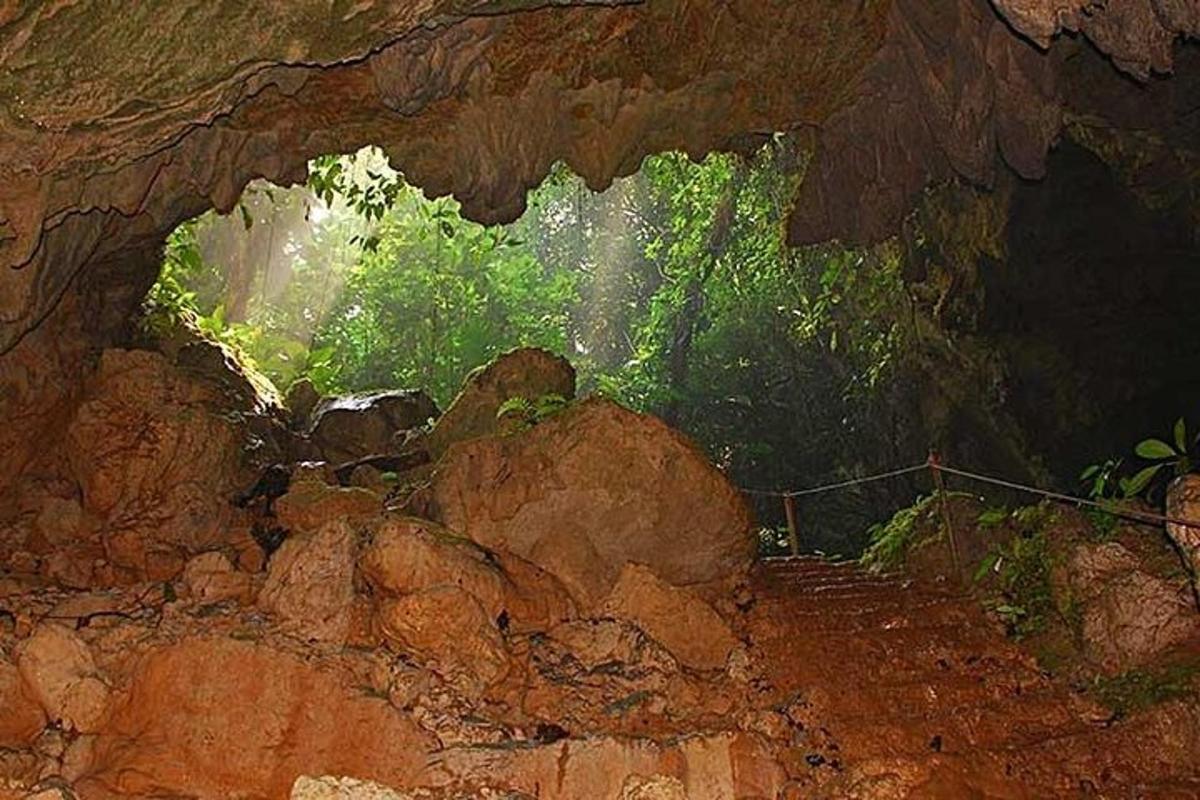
[[740, 463, 928, 498], [930, 463, 1200, 533], [739, 459, 1200, 532]]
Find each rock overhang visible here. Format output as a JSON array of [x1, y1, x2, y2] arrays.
[[0, 0, 1197, 354]]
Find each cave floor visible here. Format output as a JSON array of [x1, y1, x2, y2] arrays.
[[2, 556, 1199, 799], [748, 557, 1200, 798]]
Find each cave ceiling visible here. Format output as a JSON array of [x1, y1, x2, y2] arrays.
[[0, 0, 1198, 353]]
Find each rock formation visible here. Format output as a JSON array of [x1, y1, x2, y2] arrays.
[[430, 397, 756, 609], [306, 390, 439, 465]]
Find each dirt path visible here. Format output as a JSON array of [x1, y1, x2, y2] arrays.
[[744, 557, 1200, 799]]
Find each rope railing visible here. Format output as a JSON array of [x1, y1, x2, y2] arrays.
[[741, 454, 1200, 557], [930, 462, 1200, 533], [740, 462, 929, 498]]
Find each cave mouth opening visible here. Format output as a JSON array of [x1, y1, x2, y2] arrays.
[[142, 136, 1200, 561], [146, 139, 921, 558]]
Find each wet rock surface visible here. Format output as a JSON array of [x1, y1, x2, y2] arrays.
[[0, 344, 284, 591], [0, 553, 1196, 798], [1167, 474, 1200, 592]]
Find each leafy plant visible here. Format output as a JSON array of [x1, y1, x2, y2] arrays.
[[976, 506, 1009, 528], [861, 495, 938, 572], [980, 529, 1056, 639], [1081, 418, 1197, 504], [1122, 418, 1194, 497], [496, 393, 570, 431], [1079, 458, 1124, 501]]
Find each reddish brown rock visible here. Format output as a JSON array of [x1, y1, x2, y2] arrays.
[[376, 585, 511, 698], [427, 347, 576, 458], [84, 637, 435, 799], [62, 349, 258, 582], [361, 516, 575, 633], [602, 563, 741, 672], [1167, 474, 1200, 591], [181, 550, 254, 605], [1065, 542, 1200, 672], [286, 378, 322, 431], [415, 732, 787, 799], [16, 624, 110, 734], [291, 776, 414, 800], [619, 775, 687, 800], [431, 398, 755, 609], [0, 660, 45, 748], [274, 473, 382, 534], [259, 521, 356, 645], [991, 0, 1200, 76]]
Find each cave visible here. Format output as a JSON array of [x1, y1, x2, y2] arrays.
[[3, 2, 1200, 798]]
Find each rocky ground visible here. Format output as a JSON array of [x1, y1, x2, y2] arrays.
[[2, 340, 1200, 799]]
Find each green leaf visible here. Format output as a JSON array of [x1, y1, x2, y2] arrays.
[[1175, 418, 1188, 453], [496, 396, 533, 419], [1135, 439, 1176, 460], [973, 551, 1000, 583], [1120, 464, 1163, 498], [1080, 464, 1100, 481], [977, 507, 1008, 527]]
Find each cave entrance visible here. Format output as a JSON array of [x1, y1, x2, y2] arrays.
[[144, 136, 1200, 563], [147, 140, 919, 558]]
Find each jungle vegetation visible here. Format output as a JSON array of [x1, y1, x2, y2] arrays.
[[147, 140, 1197, 555], [149, 140, 912, 554]]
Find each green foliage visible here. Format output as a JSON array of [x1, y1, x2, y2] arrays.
[[1125, 417, 1194, 496], [1090, 662, 1200, 717], [1081, 417, 1196, 502], [496, 393, 570, 431], [1079, 458, 1124, 501], [860, 494, 939, 572], [972, 505, 1059, 638], [976, 506, 1009, 528], [150, 141, 911, 554], [980, 528, 1056, 639], [1083, 506, 1120, 542]]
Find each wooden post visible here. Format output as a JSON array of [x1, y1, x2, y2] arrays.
[[783, 494, 800, 557], [928, 450, 961, 577]]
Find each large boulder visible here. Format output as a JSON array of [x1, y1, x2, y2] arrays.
[[16, 624, 111, 734], [274, 470, 383, 533], [1064, 541, 1200, 672], [83, 637, 435, 799], [62, 348, 266, 583], [361, 517, 575, 634], [0, 660, 45, 748], [307, 391, 438, 465], [426, 347, 575, 459], [362, 516, 574, 696], [258, 520, 357, 646], [430, 398, 755, 609], [375, 585, 511, 699]]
